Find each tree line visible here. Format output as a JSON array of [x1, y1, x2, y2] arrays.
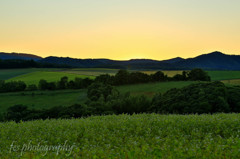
[[0, 68, 210, 93], [95, 68, 210, 85], [1, 81, 240, 122]]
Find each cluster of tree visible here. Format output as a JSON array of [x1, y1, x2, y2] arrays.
[[0, 80, 26, 93], [2, 81, 240, 122], [95, 68, 211, 86], [86, 81, 239, 114], [151, 81, 240, 114], [38, 77, 94, 90], [0, 59, 70, 69], [0, 77, 94, 92]]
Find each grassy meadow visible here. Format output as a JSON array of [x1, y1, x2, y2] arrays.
[[0, 113, 239, 158], [0, 89, 87, 113], [0, 81, 196, 113]]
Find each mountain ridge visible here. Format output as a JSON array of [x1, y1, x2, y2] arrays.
[[1, 51, 240, 70]]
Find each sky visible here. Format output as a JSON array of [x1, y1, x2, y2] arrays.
[[0, 0, 240, 60]]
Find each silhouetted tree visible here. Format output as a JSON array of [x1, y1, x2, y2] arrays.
[[188, 68, 211, 81], [151, 71, 166, 82]]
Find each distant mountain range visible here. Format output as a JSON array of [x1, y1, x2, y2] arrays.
[[1, 51, 240, 70]]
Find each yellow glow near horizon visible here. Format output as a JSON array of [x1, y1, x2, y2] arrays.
[[0, 0, 240, 60]]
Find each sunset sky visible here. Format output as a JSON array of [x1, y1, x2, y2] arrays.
[[1, 0, 240, 60]]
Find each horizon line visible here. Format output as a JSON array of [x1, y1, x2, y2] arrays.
[[0, 50, 237, 61]]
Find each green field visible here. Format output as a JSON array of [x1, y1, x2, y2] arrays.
[[0, 81, 195, 113], [118, 81, 196, 97], [2, 69, 240, 86], [0, 89, 87, 113], [6, 71, 95, 85], [58, 68, 119, 76], [207, 71, 240, 81], [0, 113, 239, 158]]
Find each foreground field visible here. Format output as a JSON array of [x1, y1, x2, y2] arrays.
[[0, 114, 239, 158], [0, 81, 196, 113]]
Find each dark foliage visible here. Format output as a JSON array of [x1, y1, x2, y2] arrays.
[[0, 80, 26, 92], [4, 104, 91, 122], [87, 82, 114, 101], [151, 81, 239, 114], [95, 74, 115, 85], [38, 77, 94, 91], [188, 68, 211, 81], [110, 69, 210, 86]]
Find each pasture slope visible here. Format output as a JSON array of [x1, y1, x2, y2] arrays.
[[0, 114, 239, 158], [117, 81, 196, 97], [0, 68, 58, 80], [6, 71, 95, 85], [0, 81, 195, 113]]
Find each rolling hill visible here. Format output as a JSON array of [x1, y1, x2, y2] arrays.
[[40, 51, 240, 70], [0, 52, 42, 61], [1, 51, 240, 70]]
